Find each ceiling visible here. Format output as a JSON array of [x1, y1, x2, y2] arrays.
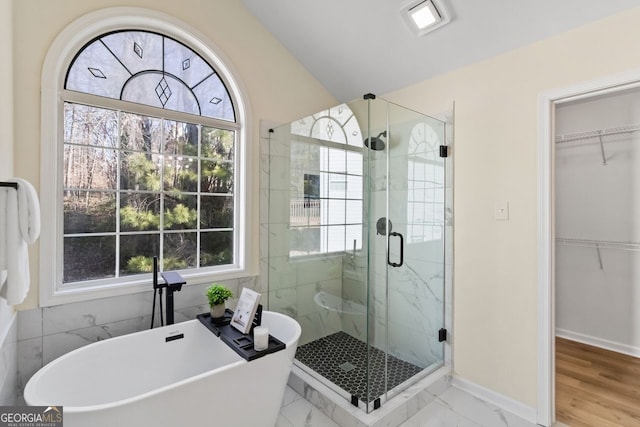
[[240, 0, 640, 102]]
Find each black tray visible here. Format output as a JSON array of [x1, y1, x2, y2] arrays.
[[197, 310, 286, 361]]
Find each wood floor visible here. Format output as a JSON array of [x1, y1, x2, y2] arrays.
[[556, 337, 640, 427]]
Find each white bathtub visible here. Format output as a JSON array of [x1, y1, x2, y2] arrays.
[[25, 311, 301, 427]]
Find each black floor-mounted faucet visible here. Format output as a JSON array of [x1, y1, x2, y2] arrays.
[[151, 257, 186, 327]]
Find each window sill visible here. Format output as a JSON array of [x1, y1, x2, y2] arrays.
[[40, 266, 253, 307]]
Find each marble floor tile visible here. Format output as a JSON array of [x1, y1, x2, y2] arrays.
[[398, 400, 483, 427], [435, 387, 537, 427], [280, 387, 341, 427], [280, 384, 541, 427]]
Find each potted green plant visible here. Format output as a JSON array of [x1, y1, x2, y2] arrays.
[[206, 284, 233, 319]]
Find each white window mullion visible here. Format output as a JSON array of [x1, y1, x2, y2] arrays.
[[196, 124, 202, 269], [115, 110, 122, 277], [159, 118, 165, 272]]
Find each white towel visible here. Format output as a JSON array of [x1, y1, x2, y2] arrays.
[[0, 178, 41, 305]]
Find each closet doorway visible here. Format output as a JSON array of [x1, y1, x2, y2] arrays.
[[554, 86, 640, 426]]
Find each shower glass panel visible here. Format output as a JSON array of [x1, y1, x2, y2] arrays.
[[266, 96, 446, 413]]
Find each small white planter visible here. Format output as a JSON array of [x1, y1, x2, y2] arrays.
[[210, 304, 226, 319]]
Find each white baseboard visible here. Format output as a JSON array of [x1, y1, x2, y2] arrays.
[[452, 375, 537, 424], [556, 328, 640, 358]]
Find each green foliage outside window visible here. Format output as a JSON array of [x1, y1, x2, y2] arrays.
[[63, 103, 236, 283]]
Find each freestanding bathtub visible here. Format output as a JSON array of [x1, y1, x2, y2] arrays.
[[25, 311, 301, 427]]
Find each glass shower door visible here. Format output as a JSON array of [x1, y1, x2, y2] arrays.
[[369, 99, 447, 404]]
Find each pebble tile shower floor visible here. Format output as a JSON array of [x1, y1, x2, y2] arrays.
[[295, 331, 423, 403]]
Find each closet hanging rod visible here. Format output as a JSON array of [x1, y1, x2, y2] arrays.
[[0, 182, 18, 189], [556, 237, 640, 252], [555, 124, 640, 144]]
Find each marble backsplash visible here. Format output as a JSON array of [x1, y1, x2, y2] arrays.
[[0, 315, 18, 406]]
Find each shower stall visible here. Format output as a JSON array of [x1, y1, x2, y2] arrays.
[[263, 94, 449, 413]]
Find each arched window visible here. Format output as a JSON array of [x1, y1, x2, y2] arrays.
[[289, 104, 363, 256], [407, 122, 444, 243], [41, 10, 250, 305]]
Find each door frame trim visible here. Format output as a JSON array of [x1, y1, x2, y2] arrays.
[[537, 68, 640, 426]]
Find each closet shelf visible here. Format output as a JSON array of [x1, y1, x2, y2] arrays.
[[556, 238, 640, 252], [555, 124, 640, 144]]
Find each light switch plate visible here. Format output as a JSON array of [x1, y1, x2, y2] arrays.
[[495, 201, 509, 220]]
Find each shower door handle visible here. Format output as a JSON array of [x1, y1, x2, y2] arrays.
[[387, 232, 404, 268]]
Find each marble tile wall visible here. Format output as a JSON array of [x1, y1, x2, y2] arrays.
[[261, 124, 344, 346], [341, 254, 368, 340], [364, 117, 449, 369], [14, 276, 261, 400], [0, 314, 18, 405]]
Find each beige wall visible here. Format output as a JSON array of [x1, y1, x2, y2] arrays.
[[12, 0, 336, 309], [386, 6, 640, 408], [1, 0, 13, 179], [1, 0, 16, 332]]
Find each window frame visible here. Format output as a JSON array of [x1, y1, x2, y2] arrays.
[[40, 7, 253, 306], [287, 105, 364, 259]]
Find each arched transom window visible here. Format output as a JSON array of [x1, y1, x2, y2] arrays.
[[55, 28, 245, 294], [66, 30, 235, 121]]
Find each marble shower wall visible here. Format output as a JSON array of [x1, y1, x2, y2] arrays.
[[364, 113, 449, 369], [260, 108, 454, 364], [15, 276, 261, 400], [261, 124, 343, 346]]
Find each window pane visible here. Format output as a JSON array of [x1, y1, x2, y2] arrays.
[[164, 194, 197, 230], [326, 225, 345, 252], [64, 236, 115, 283], [200, 160, 233, 193], [200, 231, 233, 267], [326, 199, 345, 225], [346, 200, 362, 224], [200, 195, 233, 229], [122, 73, 200, 115], [120, 113, 162, 152], [64, 191, 115, 234], [346, 151, 363, 175], [101, 31, 163, 76], [194, 73, 236, 121], [328, 173, 347, 199], [120, 234, 160, 276], [65, 41, 130, 100], [120, 151, 162, 191], [64, 146, 117, 190], [120, 193, 160, 232], [345, 225, 362, 250], [64, 103, 118, 148], [328, 148, 346, 173], [66, 31, 236, 122], [164, 37, 211, 87], [164, 121, 198, 157], [164, 232, 197, 270], [346, 175, 362, 198], [202, 127, 234, 161], [163, 156, 197, 192]]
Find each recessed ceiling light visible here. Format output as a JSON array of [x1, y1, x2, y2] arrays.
[[409, 1, 439, 29], [402, 0, 451, 36]]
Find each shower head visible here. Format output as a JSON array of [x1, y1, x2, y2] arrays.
[[364, 131, 387, 151]]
